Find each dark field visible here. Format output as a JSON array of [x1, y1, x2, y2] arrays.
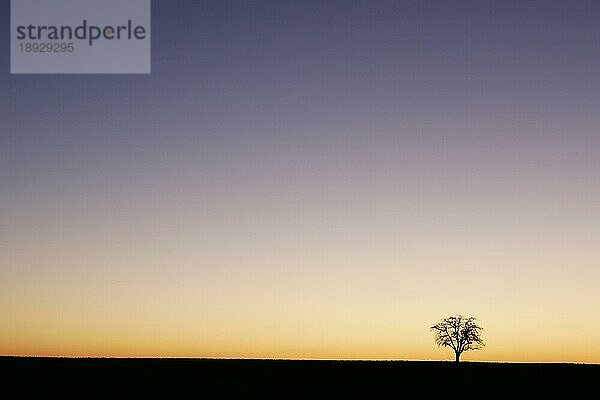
[[2, 357, 598, 398]]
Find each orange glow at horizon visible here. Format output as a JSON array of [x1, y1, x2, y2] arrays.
[[2, 212, 599, 363]]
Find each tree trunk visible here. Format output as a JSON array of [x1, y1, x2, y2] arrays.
[[455, 352, 460, 363]]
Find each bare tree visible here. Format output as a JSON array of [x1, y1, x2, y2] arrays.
[[430, 315, 485, 362]]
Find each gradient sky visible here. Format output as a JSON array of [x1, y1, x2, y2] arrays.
[[1, 0, 599, 362]]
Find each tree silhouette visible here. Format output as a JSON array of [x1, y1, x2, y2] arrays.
[[430, 315, 484, 362]]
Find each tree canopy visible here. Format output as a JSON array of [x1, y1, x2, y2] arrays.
[[430, 315, 484, 362]]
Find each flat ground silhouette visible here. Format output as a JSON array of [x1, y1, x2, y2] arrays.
[[2, 357, 598, 398]]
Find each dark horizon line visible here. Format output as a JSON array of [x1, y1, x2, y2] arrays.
[[1, 355, 598, 366]]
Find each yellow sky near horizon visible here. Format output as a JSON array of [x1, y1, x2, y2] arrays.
[[2, 199, 598, 363]]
